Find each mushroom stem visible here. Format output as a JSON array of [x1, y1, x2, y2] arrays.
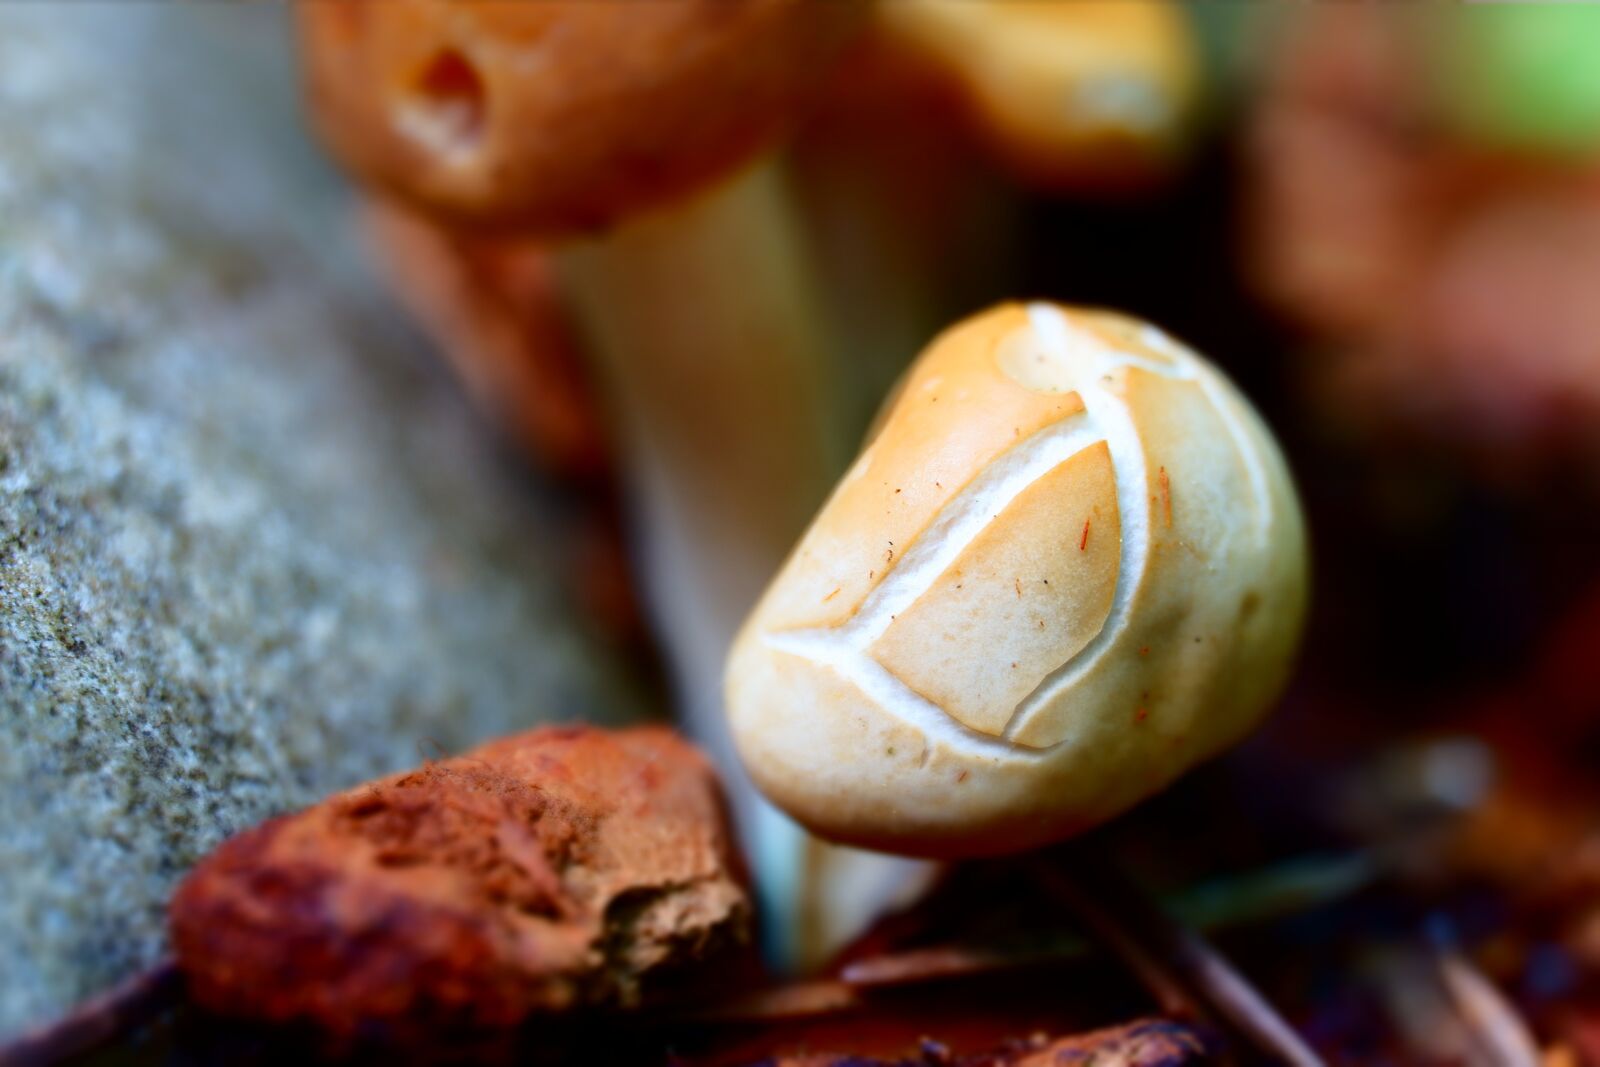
[[557, 157, 850, 956], [559, 157, 841, 588]]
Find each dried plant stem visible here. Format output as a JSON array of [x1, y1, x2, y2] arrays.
[[691, 852, 1371, 1027], [841, 852, 1373, 990], [0, 957, 182, 1067], [1037, 845, 1327, 1067], [1435, 948, 1541, 1067], [1034, 859, 1196, 1020], [676, 978, 864, 1024]]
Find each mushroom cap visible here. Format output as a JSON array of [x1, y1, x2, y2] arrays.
[[724, 303, 1308, 858], [878, 0, 1202, 188], [298, 0, 864, 236]]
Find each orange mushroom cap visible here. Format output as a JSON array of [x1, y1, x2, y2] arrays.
[[298, 0, 866, 237]]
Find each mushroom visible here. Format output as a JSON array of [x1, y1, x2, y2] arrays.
[[296, 0, 874, 961], [298, 1, 862, 235], [725, 302, 1308, 857], [876, 0, 1203, 189], [1245, 2, 1600, 474]]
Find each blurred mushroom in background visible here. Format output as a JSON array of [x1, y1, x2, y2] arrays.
[[1245, 3, 1600, 481], [879, 0, 1201, 189], [792, 0, 1205, 447]]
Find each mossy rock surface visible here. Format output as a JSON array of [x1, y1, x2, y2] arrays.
[[0, 4, 643, 1036]]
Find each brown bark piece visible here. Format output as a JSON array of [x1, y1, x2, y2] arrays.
[[757, 1017, 1214, 1066], [170, 725, 749, 1038]]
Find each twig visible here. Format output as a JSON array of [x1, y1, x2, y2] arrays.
[[1436, 948, 1541, 1067], [662, 977, 863, 1024], [0, 957, 183, 1067], [682, 852, 1372, 1027], [841, 852, 1373, 990], [1036, 842, 1327, 1067], [841, 942, 1061, 987], [1373, 940, 1540, 1067], [1034, 857, 1197, 1021]]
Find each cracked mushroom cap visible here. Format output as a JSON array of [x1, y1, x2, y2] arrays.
[[725, 303, 1308, 858], [297, 0, 865, 235]]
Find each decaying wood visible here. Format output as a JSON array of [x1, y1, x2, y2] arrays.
[[169, 725, 750, 1040], [751, 1017, 1214, 1066]]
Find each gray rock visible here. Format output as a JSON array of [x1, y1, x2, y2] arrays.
[[0, 4, 645, 1036]]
